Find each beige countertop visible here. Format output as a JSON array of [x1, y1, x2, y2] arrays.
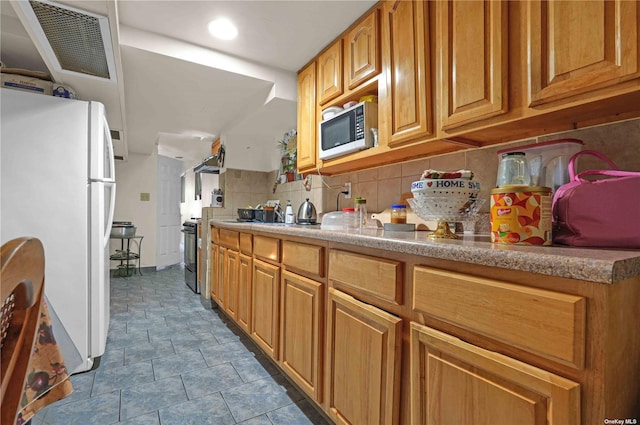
[[210, 220, 640, 284]]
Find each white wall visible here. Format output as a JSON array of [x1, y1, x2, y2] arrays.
[[180, 169, 220, 223], [112, 151, 158, 267], [220, 130, 288, 173]]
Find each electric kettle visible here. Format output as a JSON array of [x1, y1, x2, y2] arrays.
[[297, 198, 317, 224]]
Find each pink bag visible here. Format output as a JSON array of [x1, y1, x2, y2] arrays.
[[552, 150, 640, 248]]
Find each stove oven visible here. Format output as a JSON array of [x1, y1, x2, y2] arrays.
[[182, 220, 200, 293]]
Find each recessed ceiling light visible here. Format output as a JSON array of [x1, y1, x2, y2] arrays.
[[208, 17, 238, 40]]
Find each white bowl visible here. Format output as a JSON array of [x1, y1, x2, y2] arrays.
[[322, 106, 343, 120], [408, 196, 484, 219], [411, 179, 480, 198]]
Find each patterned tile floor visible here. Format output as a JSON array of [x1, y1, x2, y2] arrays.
[[32, 267, 330, 425]]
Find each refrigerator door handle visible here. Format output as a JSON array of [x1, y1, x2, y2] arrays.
[[103, 115, 116, 181], [104, 181, 116, 244]]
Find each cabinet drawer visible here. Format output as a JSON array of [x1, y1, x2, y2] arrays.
[[219, 229, 239, 250], [329, 250, 402, 304], [240, 233, 252, 255], [211, 226, 219, 244], [282, 241, 324, 279], [253, 235, 280, 262], [413, 266, 586, 369]]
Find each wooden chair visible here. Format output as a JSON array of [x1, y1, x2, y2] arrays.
[[1, 237, 45, 425]]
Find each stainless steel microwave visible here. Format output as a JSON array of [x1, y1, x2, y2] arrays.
[[319, 101, 378, 160]]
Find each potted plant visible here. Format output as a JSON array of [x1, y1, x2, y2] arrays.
[[283, 162, 296, 182], [277, 129, 297, 183]]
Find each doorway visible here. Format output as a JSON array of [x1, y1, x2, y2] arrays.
[[156, 155, 182, 268]]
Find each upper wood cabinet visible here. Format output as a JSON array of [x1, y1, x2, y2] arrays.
[[345, 9, 381, 90], [380, 0, 435, 147], [527, 0, 640, 107], [318, 40, 344, 105], [438, 0, 509, 131], [297, 0, 640, 175], [297, 61, 317, 172]]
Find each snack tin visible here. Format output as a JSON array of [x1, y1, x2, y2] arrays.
[[490, 186, 552, 245]]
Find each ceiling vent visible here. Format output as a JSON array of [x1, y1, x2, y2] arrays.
[[14, 0, 117, 81]]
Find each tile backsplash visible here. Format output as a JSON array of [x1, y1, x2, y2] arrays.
[[322, 118, 640, 214], [217, 118, 639, 223]]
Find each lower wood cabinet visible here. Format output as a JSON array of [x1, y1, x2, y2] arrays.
[[251, 258, 280, 359], [209, 226, 640, 424], [410, 322, 581, 425], [279, 270, 323, 402], [216, 246, 226, 308], [224, 249, 239, 318], [325, 288, 402, 425], [412, 266, 586, 369], [237, 253, 252, 333], [209, 242, 219, 302]]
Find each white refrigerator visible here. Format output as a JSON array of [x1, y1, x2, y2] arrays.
[[1, 88, 116, 373]]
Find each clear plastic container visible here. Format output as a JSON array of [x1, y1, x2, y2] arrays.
[[321, 211, 344, 231], [391, 204, 407, 224], [342, 208, 357, 230], [498, 139, 584, 192]]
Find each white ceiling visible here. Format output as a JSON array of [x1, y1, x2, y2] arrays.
[[0, 0, 377, 170]]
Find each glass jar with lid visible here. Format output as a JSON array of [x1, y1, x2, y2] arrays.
[[496, 152, 531, 187], [354, 197, 367, 230], [390, 204, 407, 224]]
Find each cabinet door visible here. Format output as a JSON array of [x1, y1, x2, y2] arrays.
[[237, 253, 252, 333], [251, 259, 280, 359], [210, 243, 219, 303], [197, 246, 202, 287], [224, 249, 239, 319], [280, 271, 323, 402], [380, 0, 435, 147], [217, 246, 226, 309], [326, 288, 402, 425], [528, 0, 639, 107], [318, 40, 343, 105], [410, 323, 580, 425], [439, 0, 508, 131], [297, 61, 317, 172], [346, 9, 381, 90]]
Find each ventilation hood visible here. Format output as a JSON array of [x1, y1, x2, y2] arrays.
[[193, 145, 225, 174]]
